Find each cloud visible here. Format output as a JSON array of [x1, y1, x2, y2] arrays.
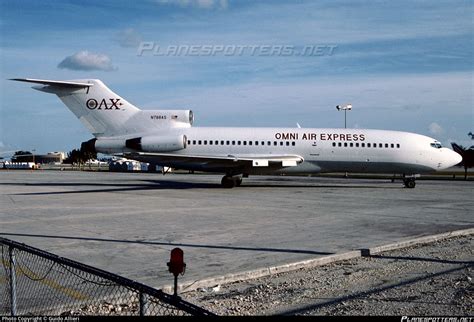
[[57, 51, 117, 71], [429, 122, 444, 136], [0, 141, 16, 155], [115, 28, 142, 48], [155, 0, 228, 9]]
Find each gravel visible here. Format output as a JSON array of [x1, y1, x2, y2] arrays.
[[182, 235, 473, 316]]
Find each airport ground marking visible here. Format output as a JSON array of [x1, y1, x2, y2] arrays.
[[0, 256, 89, 300]]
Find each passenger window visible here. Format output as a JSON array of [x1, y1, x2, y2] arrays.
[[397, 144, 400, 148], [232, 141, 235, 145], [332, 142, 336, 147], [193, 140, 196, 145], [198, 140, 202, 145], [350, 143, 353, 147], [355, 143, 359, 147], [391, 144, 394, 148], [361, 143, 365, 147], [204, 140, 207, 145], [255, 141, 258, 146], [215, 140, 218, 145], [280, 142, 284, 146], [243, 141, 247, 146], [249, 141, 252, 146], [221, 140, 224, 145], [226, 141, 230, 145], [292, 142, 296, 146], [286, 141, 290, 146], [385, 143, 388, 148], [344, 142, 348, 147], [209, 141, 213, 145], [238, 141, 241, 145], [274, 141, 277, 146], [379, 143, 383, 148], [338, 142, 342, 147], [367, 143, 370, 147]]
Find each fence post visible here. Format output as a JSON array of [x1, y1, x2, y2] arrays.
[[9, 246, 17, 316], [139, 291, 147, 316]]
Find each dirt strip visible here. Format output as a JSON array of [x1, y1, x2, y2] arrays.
[[182, 235, 473, 316]]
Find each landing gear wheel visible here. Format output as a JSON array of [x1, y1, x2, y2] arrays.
[[221, 176, 242, 188], [403, 179, 416, 188], [221, 176, 236, 188]]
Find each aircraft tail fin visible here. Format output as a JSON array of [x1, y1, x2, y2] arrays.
[[11, 78, 141, 137]]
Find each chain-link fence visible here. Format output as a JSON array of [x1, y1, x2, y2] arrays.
[[0, 237, 215, 316]]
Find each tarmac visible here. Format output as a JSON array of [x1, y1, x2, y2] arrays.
[[0, 170, 472, 290]]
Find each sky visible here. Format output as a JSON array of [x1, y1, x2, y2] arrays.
[[0, 0, 473, 156]]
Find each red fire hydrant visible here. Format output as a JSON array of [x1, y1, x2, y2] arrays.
[[167, 248, 186, 297]]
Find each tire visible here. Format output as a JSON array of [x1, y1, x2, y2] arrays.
[[404, 179, 416, 188], [221, 176, 236, 188]]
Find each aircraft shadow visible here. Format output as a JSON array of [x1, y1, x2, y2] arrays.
[[0, 233, 334, 256], [4, 178, 402, 195], [5, 180, 220, 195]]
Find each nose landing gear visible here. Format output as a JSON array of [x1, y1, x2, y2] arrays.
[[403, 178, 416, 188]]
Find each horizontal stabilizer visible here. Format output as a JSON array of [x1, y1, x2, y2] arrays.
[[10, 78, 93, 88]]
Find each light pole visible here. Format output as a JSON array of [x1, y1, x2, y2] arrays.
[[31, 149, 36, 169], [336, 104, 352, 128]]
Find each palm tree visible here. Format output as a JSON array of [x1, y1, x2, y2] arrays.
[[451, 143, 473, 180]]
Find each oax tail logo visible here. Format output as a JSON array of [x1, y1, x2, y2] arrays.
[[86, 98, 123, 110]]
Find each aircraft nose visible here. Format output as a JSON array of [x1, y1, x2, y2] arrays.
[[446, 150, 463, 168]]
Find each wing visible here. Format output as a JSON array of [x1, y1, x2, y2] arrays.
[[120, 152, 304, 173]]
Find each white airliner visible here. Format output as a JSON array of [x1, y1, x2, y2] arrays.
[[12, 78, 462, 188]]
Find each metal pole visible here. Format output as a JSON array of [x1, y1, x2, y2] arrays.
[[173, 275, 178, 297], [9, 246, 17, 316], [139, 291, 147, 316], [32, 150, 36, 170]]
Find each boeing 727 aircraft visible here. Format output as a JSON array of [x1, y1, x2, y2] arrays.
[[12, 78, 462, 188]]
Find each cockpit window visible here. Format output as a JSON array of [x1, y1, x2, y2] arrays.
[[430, 142, 442, 149]]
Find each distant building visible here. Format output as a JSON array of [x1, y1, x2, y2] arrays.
[[109, 158, 150, 172], [11, 152, 65, 164], [3, 161, 35, 169]]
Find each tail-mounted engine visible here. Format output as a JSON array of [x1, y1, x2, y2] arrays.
[[125, 135, 187, 152], [142, 110, 194, 128], [82, 134, 187, 154]]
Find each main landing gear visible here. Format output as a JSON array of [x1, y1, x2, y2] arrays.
[[403, 178, 416, 189], [221, 175, 242, 188]]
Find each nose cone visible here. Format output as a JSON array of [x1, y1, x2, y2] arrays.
[[446, 150, 463, 168]]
